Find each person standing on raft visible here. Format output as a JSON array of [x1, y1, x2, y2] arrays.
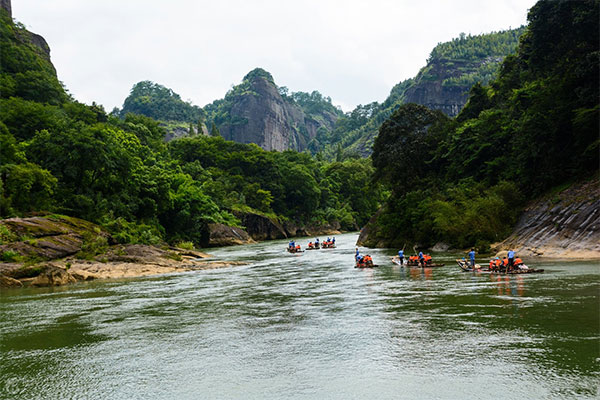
[[507, 249, 515, 271], [468, 248, 476, 268], [398, 249, 404, 266]]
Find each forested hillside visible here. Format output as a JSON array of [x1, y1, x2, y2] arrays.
[[359, 0, 599, 250], [0, 8, 384, 249], [116, 80, 206, 140], [320, 27, 526, 158]]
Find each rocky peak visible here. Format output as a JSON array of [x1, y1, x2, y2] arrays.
[[206, 68, 340, 152], [1, 0, 11, 18]]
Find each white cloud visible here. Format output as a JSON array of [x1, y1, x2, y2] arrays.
[[13, 0, 536, 112]]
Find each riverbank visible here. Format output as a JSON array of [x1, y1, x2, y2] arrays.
[[0, 243, 246, 288], [0, 215, 247, 288]]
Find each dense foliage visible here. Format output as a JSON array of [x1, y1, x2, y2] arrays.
[[367, 0, 599, 250], [323, 28, 525, 158], [0, 15, 383, 246], [119, 80, 204, 123]]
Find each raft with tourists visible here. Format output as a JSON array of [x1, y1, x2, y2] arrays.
[[355, 254, 378, 268], [456, 259, 544, 274], [393, 254, 445, 268]]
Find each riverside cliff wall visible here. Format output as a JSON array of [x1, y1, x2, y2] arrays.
[[494, 178, 600, 259]]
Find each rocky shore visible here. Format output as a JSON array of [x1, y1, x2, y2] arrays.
[[493, 178, 600, 259], [0, 215, 245, 288]]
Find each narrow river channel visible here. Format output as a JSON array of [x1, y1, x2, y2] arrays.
[[1, 233, 598, 399]]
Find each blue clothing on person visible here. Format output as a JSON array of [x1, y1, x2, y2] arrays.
[[398, 250, 404, 257], [507, 250, 515, 259]]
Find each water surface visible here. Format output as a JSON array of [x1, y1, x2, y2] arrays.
[[1, 233, 598, 399]]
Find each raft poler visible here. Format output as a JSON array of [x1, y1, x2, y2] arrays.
[[397, 249, 404, 265], [468, 248, 476, 268], [507, 249, 515, 271], [418, 251, 424, 266]]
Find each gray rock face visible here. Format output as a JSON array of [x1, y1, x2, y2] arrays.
[[403, 58, 501, 117], [207, 223, 255, 247], [0, 0, 11, 17], [235, 211, 287, 241], [496, 179, 600, 258], [218, 75, 338, 151], [0, 216, 112, 260]]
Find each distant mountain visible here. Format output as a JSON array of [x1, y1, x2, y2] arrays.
[[117, 81, 206, 140], [204, 68, 344, 151], [325, 27, 526, 157]]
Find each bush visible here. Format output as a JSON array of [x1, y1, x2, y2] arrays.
[[1, 249, 19, 262]]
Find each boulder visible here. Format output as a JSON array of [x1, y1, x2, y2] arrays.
[[236, 211, 287, 241], [0, 274, 23, 288], [30, 266, 77, 287], [207, 223, 255, 247]]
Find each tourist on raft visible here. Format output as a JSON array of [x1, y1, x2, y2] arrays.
[[468, 248, 476, 268], [507, 249, 515, 270]]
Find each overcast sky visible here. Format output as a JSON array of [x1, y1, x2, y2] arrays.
[[14, 0, 537, 112]]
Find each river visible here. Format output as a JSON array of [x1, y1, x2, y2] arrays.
[[1, 233, 598, 399]]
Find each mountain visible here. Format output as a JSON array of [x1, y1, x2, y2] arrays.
[[117, 80, 207, 141], [204, 68, 344, 151], [357, 0, 599, 251], [0, 0, 66, 106], [325, 27, 526, 157]]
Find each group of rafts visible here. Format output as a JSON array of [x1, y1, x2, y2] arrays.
[[286, 238, 336, 253], [354, 251, 544, 274]]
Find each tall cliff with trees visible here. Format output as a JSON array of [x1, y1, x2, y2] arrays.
[[319, 27, 526, 157], [358, 0, 599, 251]]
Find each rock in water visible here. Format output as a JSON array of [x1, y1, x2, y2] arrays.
[[31, 266, 77, 287], [0, 274, 23, 288]]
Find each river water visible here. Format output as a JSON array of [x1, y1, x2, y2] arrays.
[[1, 233, 598, 399]]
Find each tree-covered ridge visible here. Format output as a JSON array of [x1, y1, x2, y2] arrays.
[[363, 0, 599, 250], [119, 80, 204, 124], [0, 13, 383, 248], [324, 27, 526, 157], [428, 28, 526, 62], [0, 10, 66, 105]]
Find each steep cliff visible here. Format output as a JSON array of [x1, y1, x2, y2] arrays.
[[205, 68, 342, 151], [330, 27, 525, 157], [0, 2, 64, 105], [494, 178, 600, 258]]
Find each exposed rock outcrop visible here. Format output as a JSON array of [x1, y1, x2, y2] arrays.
[[207, 223, 255, 247], [0, 274, 22, 288], [0, 215, 112, 260], [1, 0, 11, 18], [212, 68, 340, 151], [30, 265, 77, 287], [403, 57, 503, 117], [235, 211, 287, 241], [494, 178, 600, 258]]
